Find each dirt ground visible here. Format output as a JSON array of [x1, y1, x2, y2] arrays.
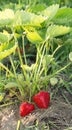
[[0, 90, 72, 130]]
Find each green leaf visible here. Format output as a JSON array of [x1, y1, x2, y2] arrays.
[[5, 82, 18, 89], [0, 33, 8, 43], [0, 9, 14, 26], [0, 93, 5, 102], [0, 43, 17, 60], [69, 52, 72, 61], [43, 55, 54, 68], [50, 77, 58, 86], [0, 31, 11, 43], [53, 7, 72, 26], [17, 74, 24, 82], [40, 4, 59, 20], [46, 25, 71, 38], [14, 11, 46, 27], [27, 4, 47, 13]]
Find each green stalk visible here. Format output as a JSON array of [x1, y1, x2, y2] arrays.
[[39, 62, 71, 84], [37, 45, 46, 76], [32, 39, 50, 93], [62, 92, 71, 106], [20, 35, 32, 100], [16, 120, 21, 130], [0, 101, 19, 108], [52, 62, 71, 76], [22, 34, 27, 65], [33, 42, 45, 80], [9, 89, 22, 101], [16, 42, 31, 100], [17, 44, 29, 82], [32, 45, 46, 93], [17, 45, 23, 65], [39, 68, 44, 77], [9, 56, 24, 97], [18, 0, 20, 5], [29, 0, 31, 5], [0, 62, 14, 77], [52, 45, 62, 56], [9, 56, 16, 77]]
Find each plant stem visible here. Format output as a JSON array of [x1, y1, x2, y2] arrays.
[[18, 0, 20, 5], [9, 56, 24, 97], [9, 56, 16, 77], [53, 62, 71, 76], [62, 92, 71, 106], [16, 120, 21, 130], [22, 34, 27, 65], [0, 62, 14, 77], [52, 45, 62, 56], [0, 101, 19, 108], [9, 89, 22, 101], [40, 62, 71, 84], [37, 45, 46, 75]]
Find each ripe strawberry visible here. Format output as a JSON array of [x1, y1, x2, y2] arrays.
[[20, 48, 23, 54], [33, 91, 50, 109], [20, 102, 35, 117], [15, 48, 23, 55]]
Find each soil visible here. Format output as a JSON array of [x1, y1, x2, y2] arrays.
[[0, 90, 72, 130]]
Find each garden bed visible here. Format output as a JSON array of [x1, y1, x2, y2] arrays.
[[0, 90, 72, 130], [0, 1, 72, 130]]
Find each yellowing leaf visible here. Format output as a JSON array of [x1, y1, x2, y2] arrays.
[[0, 9, 14, 26], [0, 43, 17, 60], [25, 28, 43, 44], [15, 11, 46, 27]]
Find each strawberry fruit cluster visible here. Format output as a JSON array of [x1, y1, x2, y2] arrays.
[[20, 91, 50, 117]]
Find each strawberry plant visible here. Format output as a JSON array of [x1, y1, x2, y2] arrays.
[[0, 4, 72, 102]]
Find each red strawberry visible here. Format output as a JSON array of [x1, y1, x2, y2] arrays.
[[20, 102, 35, 117], [15, 48, 23, 55], [20, 48, 23, 54], [33, 91, 50, 109]]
